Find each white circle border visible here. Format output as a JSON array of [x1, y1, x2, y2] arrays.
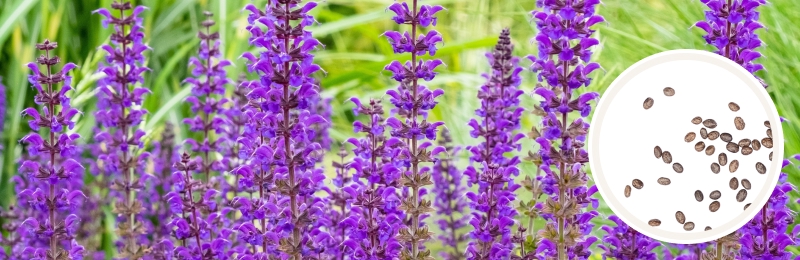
[[587, 49, 784, 244]]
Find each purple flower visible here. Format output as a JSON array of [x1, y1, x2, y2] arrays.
[[598, 215, 661, 260], [16, 38, 85, 259], [528, 0, 603, 259], [93, 1, 154, 256], [167, 11, 232, 258], [695, 0, 767, 87], [236, 1, 328, 258], [463, 29, 525, 260], [382, 1, 447, 258], [432, 128, 469, 259], [344, 98, 405, 259]]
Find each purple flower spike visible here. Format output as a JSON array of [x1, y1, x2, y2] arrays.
[[529, 0, 603, 259], [598, 215, 661, 260], [343, 98, 404, 259], [15, 38, 85, 259], [696, 0, 767, 87], [237, 1, 328, 258], [463, 29, 525, 260], [165, 11, 232, 258], [94, 1, 154, 256], [382, 1, 446, 258], [432, 128, 468, 259]]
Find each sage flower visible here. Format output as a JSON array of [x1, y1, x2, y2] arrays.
[[383, 1, 447, 258], [432, 128, 468, 259], [342, 98, 405, 258], [18, 39, 86, 259], [529, 0, 603, 259], [93, 1, 153, 256], [598, 215, 661, 260], [464, 28, 525, 260], [238, 1, 328, 258]]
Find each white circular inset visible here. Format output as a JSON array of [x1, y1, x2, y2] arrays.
[[588, 50, 783, 244]]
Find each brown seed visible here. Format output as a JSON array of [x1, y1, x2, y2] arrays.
[[657, 177, 671, 185], [711, 163, 721, 174], [752, 139, 761, 150], [692, 116, 703, 125], [762, 138, 773, 148], [744, 203, 751, 210], [710, 190, 721, 200], [718, 153, 728, 166], [662, 151, 672, 163], [654, 146, 662, 159], [729, 102, 740, 111], [663, 87, 675, 96], [684, 222, 695, 231], [695, 141, 706, 152], [730, 160, 739, 173], [739, 139, 751, 147], [708, 131, 720, 140], [741, 147, 753, 155], [709, 201, 721, 212], [726, 142, 740, 153], [730, 177, 739, 190], [705, 226, 712, 231], [756, 162, 766, 174], [705, 145, 716, 155], [695, 190, 704, 202], [703, 119, 718, 128], [734, 117, 746, 130], [767, 129, 772, 138], [737, 189, 747, 202], [644, 98, 654, 109], [648, 219, 661, 226], [721, 133, 733, 142], [673, 163, 684, 173], [632, 179, 644, 189], [764, 120, 771, 128], [770, 152, 773, 161], [625, 185, 632, 198], [741, 179, 751, 190], [700, 128, 708, 139], [676, 211, 686, 224], [684, 132, 697, 142]]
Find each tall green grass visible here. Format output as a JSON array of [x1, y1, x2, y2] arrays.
[[0, 0, 797, 257]]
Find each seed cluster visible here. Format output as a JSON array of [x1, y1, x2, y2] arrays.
[[635, 94, 774, 232]]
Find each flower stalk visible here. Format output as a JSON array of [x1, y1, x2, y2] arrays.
[[529, 0, 604, 258], [464, 28, 525, 260], [93, 1, 152, 257], [19, 39, 86, 259]]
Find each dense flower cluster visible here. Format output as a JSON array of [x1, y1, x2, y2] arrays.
[[739, 159, 798, 258], [598, 215, 661, 260], [163, 11, 233, 258], [236, 1, 328, 258], [432, 128, 468, 259], [93, 1, 153, 257], [343, 98, 404, 258], [319, 146, 355, 258], [463, 28, 525, 260], [695, 0, 767, 87], [17, 39, 86, 259], [382, 1, 447, 258], [529, 0, 603, 259]]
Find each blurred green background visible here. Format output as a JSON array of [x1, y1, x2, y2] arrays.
[[0, 0, 798, 258]]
